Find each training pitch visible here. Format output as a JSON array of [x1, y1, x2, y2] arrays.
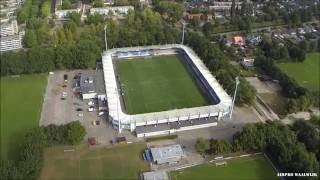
[[40, 143, 149, 179], [170, 154, 279, 180], [116, 55, 210, 114], [277, 52, 320, 91], [0, 74, 47, 160]]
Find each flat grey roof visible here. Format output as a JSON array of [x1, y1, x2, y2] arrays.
[[135, 117, 218, 134], [95, 65, 106, 95], [80, 73, 96, 94], [143, 171, 168, 180], [150, 144, 184, 162]]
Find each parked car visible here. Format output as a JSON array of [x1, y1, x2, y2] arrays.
[[88, 101, 94, 106], [64, 74, 68, 82], [88, 107, 94, 112], [76, 108, 83, 112], [61, 92, 67, 99]]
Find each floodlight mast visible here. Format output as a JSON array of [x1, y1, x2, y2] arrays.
[[181, 21, 186, 44], [104, 24, 107, 51], [229, 77, 240, 119]]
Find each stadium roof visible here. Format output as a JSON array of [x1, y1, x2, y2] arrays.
[[102, 44, 232, 127]]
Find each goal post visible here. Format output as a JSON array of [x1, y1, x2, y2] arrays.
[[215, 161, 227, 166]]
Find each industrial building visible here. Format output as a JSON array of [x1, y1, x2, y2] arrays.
[[142, 171, 168, 180], [78, 67, 106, 100], [144, 144, 185, 165]]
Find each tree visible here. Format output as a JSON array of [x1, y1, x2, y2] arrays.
[[18, 128, 47, 179], [41, 1, 51, 18], [279, 46, 289, 59], [155, 1, 184, 23], [190, 16, 201, 28], [209, 139, 233, 155], [86, 13, 105, 25], [24, 30, 38, 48], [66, 121, 86, 145], [236, 78, 256, 105], [195, 138, 210, 154], [202, 22, 214, 36], [114, 0, 129, 6], [93, 0, 103, 7], [292, 120, 320, 153], [0, 160, 21, 180], [68, 12, 82, 26], [62, 0, 72, 10]]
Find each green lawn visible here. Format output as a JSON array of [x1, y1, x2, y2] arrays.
[[40, 143, 150, 180], [116, 55, 210, 114], [0, 74, 47, 160], [277, 53, 320, 91], [170, 155, 279, 180]]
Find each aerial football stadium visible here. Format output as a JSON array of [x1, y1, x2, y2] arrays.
[[102, 44, 232, 137]]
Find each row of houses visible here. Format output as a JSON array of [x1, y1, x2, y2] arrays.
[[55, 5, 134, 19]]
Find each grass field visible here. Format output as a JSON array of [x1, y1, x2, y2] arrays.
[[0, 74, 47, 160], [277, 52, 320, 91], [40, 143, 149, 180], [116, 55, 210, 114], [170, 155, 279, 180]]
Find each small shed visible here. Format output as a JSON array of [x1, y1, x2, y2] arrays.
[[233, 36, 245, 46]]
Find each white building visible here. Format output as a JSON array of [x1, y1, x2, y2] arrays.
[[0, 33, 23, 52], [143, 171, 168, 180], [209, 1, 242, 11], [90, 6, 134, 16], [55, 9, 82, 19], [54, 1, 83, 19], [0, 20, 18, 37], [148, 144, 185, 165]]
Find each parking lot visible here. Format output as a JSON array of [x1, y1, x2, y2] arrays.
[[40, 70, 123, 145], [40, 71, 262, 147]]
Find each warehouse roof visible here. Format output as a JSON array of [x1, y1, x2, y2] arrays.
[[150, 144, 184, 163], [143, 171, 168, 180]]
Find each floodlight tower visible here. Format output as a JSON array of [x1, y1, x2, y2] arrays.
[[181, 21, 186, 44], [229, 77, 240, 119], [104, 24, 108, 51]]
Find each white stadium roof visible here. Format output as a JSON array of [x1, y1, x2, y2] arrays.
[[102, 44, 232, 129]]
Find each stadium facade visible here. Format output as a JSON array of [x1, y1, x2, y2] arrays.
[[102, 44, 232, 137]]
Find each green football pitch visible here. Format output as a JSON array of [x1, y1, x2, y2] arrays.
[[40, 143, 149, 180], [277, 52, 320, 91], [0, 74, 47, 160], [170, 155, 279, 180], [115, 55, 211, 114]]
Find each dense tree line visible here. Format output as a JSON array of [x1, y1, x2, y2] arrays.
[[153, 0, 184, 23], [1, 8, 181, 76], [195, 121, 320, 179], [259, 36, 319, 62], [254, 55, 314, 112], [185, 32, 256, 106], [255, 37, 320, 111], [0, 122, 86, 180]]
